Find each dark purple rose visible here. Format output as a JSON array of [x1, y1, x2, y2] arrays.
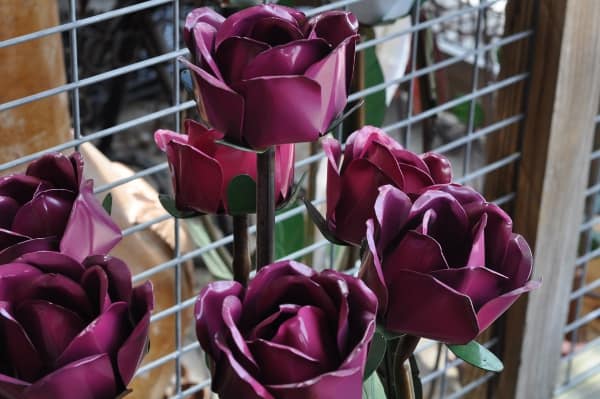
[[183, 5, 359, 149], [0, 251, 154, 398], [195, 261, 377, 399], [361, 184, 540, 344], [154, 119, 295, 214], [0, 153, 121, 263], [324, 126, 452, 245]]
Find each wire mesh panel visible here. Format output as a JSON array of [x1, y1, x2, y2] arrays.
[[555, 107, 600, 397], [0, 0, 533, 398]]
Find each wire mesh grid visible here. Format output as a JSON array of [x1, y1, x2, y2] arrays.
[[0, 0, 533, 398], [555, 107, 600, 397]]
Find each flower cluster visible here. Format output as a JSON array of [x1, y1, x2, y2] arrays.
[[0, 153, 153, 399]]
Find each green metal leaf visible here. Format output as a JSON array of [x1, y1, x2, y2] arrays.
[[364, 330, 387, 380], [302, 198, 348, 246], [362, 371, 387, 399], [275, 202, 305, 260], [376, 324, 405, 342], [227, 175, 257, 215], [185, 218, 233, 280], [158, 194, 199, 219], [102, 193, 112, 216], [447, 341, 504, 372], [363, 35, 386, 127]]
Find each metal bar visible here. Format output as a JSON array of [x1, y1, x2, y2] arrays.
[[563, 306, 600, 334], [455, 153, 522, 185], [0, 100, 196, 172], [405, 0, 422, 145], [69, 0, 82, 142], [94, 163, 168, 194], [135, 341, 200, 376], [444, 373, 495, 399], [0, 0, 175, 49], [0, 49, 188, 113], [554, 362, 600, 395], [304, 0, 360, 17], [560, 334, 600, 363], [569, 277, 600, 301], [349, 31, 533, 102], [122, 214, 171, 236]]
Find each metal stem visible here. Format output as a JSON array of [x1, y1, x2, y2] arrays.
[[232, 214, 251, 286], [256, 147, 275, 269]]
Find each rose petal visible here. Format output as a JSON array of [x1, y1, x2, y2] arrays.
[[21, 354, 118, 399], [195, 280, 245, 360], [430, 267, 509, 310], [0, 196, 19, 229], [304, 36, 357, 131], [55, 302, 129, 369], [25, 273, 93, 317], [383, 231, 448, 279], [215, 36, 270, 84], [182, 59, 246, 143], [222, 296, 259, 373], [190, 21, 222, 80], [476, 280, 541, 332], [497, 234, 533, 289], [346, 126, 404, 161], [80, 266, 110, 314], [154, 129, 189, 152], [247, 304, 300, 341], [212, 334, 274, 399], [15, 300, 86, 364], [215, 4, 302, 48], [184, 7, 225, 49], [333, 159, 395, 245], [18, 251, 85, 281], [360, 219, 389, 315], [482, 203, 514, 267], [0, 302, 44, 382], [0, 372, 29, 398], [266, 367, 363, 399], [0, 229, 30, 255], [0, 263, 43, 302], [399, 164, 436, 193], [60, 180, 122, 262], [116, 302, 151, 386], [0, 175, 42, 204], [421, 152, 452, 184], [249, 338, 325, 385], [306, 11, 358, 48], [323, 138, 342, 222], [373, 185, 412, 252], [384, 270, 480, 344], [234, 75, 323, 148], [11, 189, 74, 239], [466, 213, 487, 267], [242, 39, 329, 80], [249, 17, 304, 46], [83, 256, 132, 304], [363, 142, 405, 188], [164, 139, 223, 214], [274, 145, 295, 201], [25, 153, 79, 192], [130, 280, 155, 321]]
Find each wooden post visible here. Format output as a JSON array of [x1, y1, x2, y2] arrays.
[[489, 1, 600, 398]]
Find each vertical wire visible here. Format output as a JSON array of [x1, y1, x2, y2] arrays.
[[463, 2, 485, 176], [438, 346, 449, 399], [69, 0, 82, 145], [173, 1, 182, 397], [405, 0, 422, 148]]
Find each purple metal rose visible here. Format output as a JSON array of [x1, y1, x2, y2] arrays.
[[324, 126, 452, 245], [361, 184, 540, 344], [0, 251, 154, 399], [195, 261, 377, 399], [183, 5, 359, 149], [0, 153, 121, 263], [155, 119, 295, 214]]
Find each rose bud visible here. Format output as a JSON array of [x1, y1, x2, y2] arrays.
[[155, 119, 294, 215], [324, 126, 452, 245], [195, 261, 377, 399], [361, 184, 540, 344], [0, 251, 154, 398], [0, 153, 121, 263], [182, 5, 359, 149]]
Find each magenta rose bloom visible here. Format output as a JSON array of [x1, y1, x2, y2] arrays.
[[361, 184, 540, 344], [155, 119, 295, 214], [324, 126, 452, 245], [195, 261, 377, 399], [0, 251, 154, 399], [183, 5, 359, 149], [0, 153, 121, 264]]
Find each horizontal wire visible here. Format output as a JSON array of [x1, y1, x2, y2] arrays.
[[563, 306, 600, 334], [122, 214, 172, 236], [0, 0, 175, 49], [570, 278, 600, 301], [135, 341, 200, 376], [94, 163, 168, 194], [561, 335, 600, 363], [444, 373, 495, 399], [554, 361, 600, 395]]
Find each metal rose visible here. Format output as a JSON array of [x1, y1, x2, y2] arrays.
[[182, 5, 359, 149], [195, 261, 377, 399], [361, 184, 540, 344], [155, 119, 295, 214], [0, 251, 154, 399], [324, 126, 452, 245], [0, 153, 121, 264]]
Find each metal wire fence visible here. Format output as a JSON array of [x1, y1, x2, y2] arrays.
[[555, 108, 600, 397], [0, 0, 534, 398]]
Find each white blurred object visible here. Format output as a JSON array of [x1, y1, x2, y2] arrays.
[[350, 0, 414, 25], [374, 16, 412, 105]]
